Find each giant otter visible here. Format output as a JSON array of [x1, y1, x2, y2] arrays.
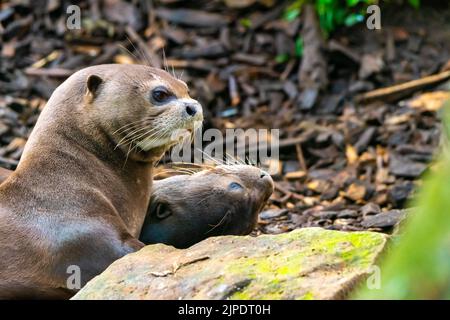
[[0, 64, 202, 299], [140, 164, 274, 248]]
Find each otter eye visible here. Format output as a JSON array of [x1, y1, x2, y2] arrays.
[[151, 87, 172, 104], [155, 203, 172, 220], [228, 182, 243, 190]]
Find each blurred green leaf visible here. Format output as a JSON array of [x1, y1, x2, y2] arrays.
[[239, 18, 252, 28], [275, 53, 289, 63], [284, 8, 301, 22], [344, 13, 364, 26], [283, 0, 305, 22], [409, 0, 420, 9], [295, 37, 304, 57], [346, 0, 362, 7], [287, 0, 419, 38], [354, 104, 450, 300]]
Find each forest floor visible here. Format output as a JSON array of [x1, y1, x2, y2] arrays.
[[1, 1, 450, 236]]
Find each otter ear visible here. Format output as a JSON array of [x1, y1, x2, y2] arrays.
[[155, 202, 172, 220], [86, 74, 103, 98]]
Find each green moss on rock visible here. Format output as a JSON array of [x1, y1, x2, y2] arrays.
[[73, 228, 388, 300]]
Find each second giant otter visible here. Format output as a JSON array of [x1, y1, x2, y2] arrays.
[[140, 165, 274, 248], [0, 64, 202, 299]]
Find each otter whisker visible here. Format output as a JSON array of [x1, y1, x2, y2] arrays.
[[130, 126, 169, 154], [122, 141, 134, 168], [161, 163, 198, 175], [118, 124, 162, 149], [113, 117, 161, 146], [165, 127, 195, 157], [225, 152, 246, 166], [205, 210, 230, 235], [196, 163, 215, 170], [197, 190, 221, 205], [122, 126, 165, 166], [196, 148, 222, 166], [114, 125, 150, 146], [118, 43, 141, 64], [116, 124, 157, 147], [171, 168, 195, 175], [153, 169, 191, 178], [169, 162, 209, 172], [224, 152, 239, 165], [192, 120, 203, 145], [245, 155, 257, 167], [115, 125, 156, 150], [124, 35, 140, 61], [171, 64, 176, 79], [121, 124, 163, 165], [166, 165, 197, 173], [224, 152, 235, 165], [162, 48, 169, 73], [125, 34, 153, 67], [113, 118, 150, 135], [133, 123, 166, 142], [118, 122, 160, 167], [139, 44, 153, 68], [172, 167, 196, 175], [125, 125, 166, 162], [152, 152, 164, 168], [117, 124, 150, 139], [132, 131, 164, 152]]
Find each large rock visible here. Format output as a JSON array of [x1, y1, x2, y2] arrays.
[[72, 228, 388, 300]]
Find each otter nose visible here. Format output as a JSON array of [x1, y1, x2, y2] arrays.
[[258, 170, 274, 200], [185, 104, 198, 117], [259, 169, 274, 189]]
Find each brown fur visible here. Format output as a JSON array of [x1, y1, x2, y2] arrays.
[[0, 164, 274, 250], [0, 64, 202, 299]]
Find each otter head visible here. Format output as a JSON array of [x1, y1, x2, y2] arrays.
[[82, 64, 203, 162], [139, 165, 274, 248]]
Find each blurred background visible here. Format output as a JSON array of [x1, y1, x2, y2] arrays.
[[1, 0, 450, 237]]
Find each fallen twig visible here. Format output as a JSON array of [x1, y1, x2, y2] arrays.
[[24, 67, 74, 78], [356, 70, 450, 103]]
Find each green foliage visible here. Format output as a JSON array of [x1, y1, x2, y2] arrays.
[[408, 0, 420, 9], [354, 104, 450, 300], [275, 53, 290, 63], [295, 36, 304, 57], [279, 0, 420, 62], [283, 0, 306, 22], [283, 0, 421, 36], [344, 13, 365, 27], [275, 37, 303, 63], [315, 0, 376, 35], [239, 18, 252, 28]]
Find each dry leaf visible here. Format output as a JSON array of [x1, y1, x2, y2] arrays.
[[113, 54, 135, 64], [408, 91, 450, 111], [345, 183, 366, 202], [346, 144, 358, 164], [285, 171, 307, 180]]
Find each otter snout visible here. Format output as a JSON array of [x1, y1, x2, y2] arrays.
[[258, 169, 274, 200], [182, 99, 203, 120], [185, 103, 198, 117]]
